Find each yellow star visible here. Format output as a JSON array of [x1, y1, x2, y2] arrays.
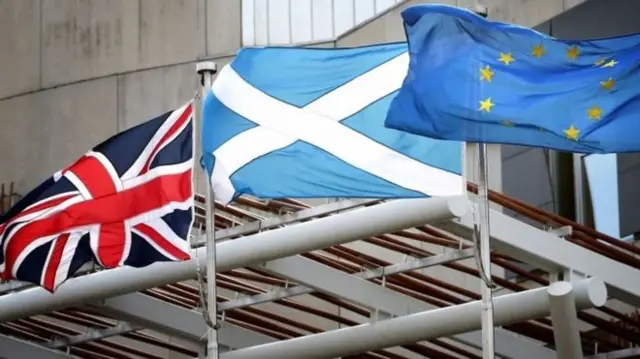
[[600, 77, 615, 91], [564, 125, 580, 140], [479, 98, 495, 112], [594, 58, 606, 66], [531, 44, 545, 58], [480, 65, 495, 82], [502, 120, 514, 127], [567, 46, 580, 60], [498, 53, 515, 65], [603, 59, 618, 68], [587, 105, 603, 121]]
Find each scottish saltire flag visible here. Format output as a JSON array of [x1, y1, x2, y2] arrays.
[[384, 4, 640, 154], [0, 103, 194, 291], [200, 44, 464, 204]]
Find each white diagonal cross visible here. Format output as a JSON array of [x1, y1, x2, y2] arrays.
[[210, 52, 463, 203]]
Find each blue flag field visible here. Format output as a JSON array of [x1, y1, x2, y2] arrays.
[[200, 44, 464, 203], [385, 4, 640, 154]]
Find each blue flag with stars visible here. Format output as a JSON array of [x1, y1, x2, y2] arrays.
[[384, 4, 640, 154]]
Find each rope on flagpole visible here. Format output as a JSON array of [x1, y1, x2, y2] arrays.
[[472, 221, 495, 288], [195, 222, 216, 330], [476, 142, 496, 359]]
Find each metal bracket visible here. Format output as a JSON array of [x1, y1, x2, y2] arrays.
[[474, 2, 488, 17], [546, 225, 573, 238]]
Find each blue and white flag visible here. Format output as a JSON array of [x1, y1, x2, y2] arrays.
[[201, 43, 464, 204]]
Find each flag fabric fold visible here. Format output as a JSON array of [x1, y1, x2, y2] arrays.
[[0, 102, 195, 291], [384, 4, 640, 154], [200, 44, 464, 204]]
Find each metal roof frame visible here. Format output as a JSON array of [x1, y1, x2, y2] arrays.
[[0, 189, 638, 359]]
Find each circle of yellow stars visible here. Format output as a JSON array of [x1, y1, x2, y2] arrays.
[[476, 41, 618, 142]]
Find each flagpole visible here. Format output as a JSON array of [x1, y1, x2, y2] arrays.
[[467, 1, 493, 355], [477, 143, 495, 359], [196, 61, 220, 359]]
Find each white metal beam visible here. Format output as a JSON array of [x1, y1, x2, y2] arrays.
[[259, 253, 556, 359], [195, 199, 377, 247], [0, 196, 468, 322], [219, 248, 475, 311], [221, 278, 606, 359], [585, 348, 640, 359], [0, 200, 373, 294], [548, 282, 584, 359], [0, 335, 76, 359], [260, 255, 429, 316], [89, 292, 273, 350], [46, 322, 142, 348], [440, 209, 640, 307]]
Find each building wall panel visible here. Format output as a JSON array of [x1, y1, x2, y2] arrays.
[[0, 77, 118, 194], [0, 0, 41, 99], [40, 0, 206, 87]]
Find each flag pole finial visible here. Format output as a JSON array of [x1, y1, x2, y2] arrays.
[[197, 61, 218, 86]]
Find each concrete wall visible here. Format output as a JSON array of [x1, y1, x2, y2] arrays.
[[0, 0, 240, 195]]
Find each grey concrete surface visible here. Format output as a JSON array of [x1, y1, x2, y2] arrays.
[[40, 0, 207, 87], [0, 77, 118, 193], [207, 0, 242, 56], [0, 0, 241, 196], [117, 62, 201, 132], [0, 0, 41, 99]]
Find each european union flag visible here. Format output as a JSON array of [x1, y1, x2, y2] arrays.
[[200, 44, 463, 204], [384, 4, 640, 154]]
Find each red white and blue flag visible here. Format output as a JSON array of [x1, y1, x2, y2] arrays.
[[0, 102, 194, 292]]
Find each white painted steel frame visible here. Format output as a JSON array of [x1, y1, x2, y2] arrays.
[[548, 282, 584, 359], [219, 247, 475, 311], [90, 292, 274, 350], [0, 199, 376, 295], [440, 208, 640, 307], [0, 195, 468, 322], [193, 198, 377, 247], [2, 196, 634, 358], [261, 255, 429, 315], [45, 322, 142, 349], [260, 250, 557, 359], [220, 278, 607, 359]]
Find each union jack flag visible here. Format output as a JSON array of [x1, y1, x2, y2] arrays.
[[0, 102, 194, 292]]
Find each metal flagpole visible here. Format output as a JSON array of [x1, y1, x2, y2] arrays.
[[477, 143, 495, 359], [467, 2, 493, 356], [196, 61, 220, 359]]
